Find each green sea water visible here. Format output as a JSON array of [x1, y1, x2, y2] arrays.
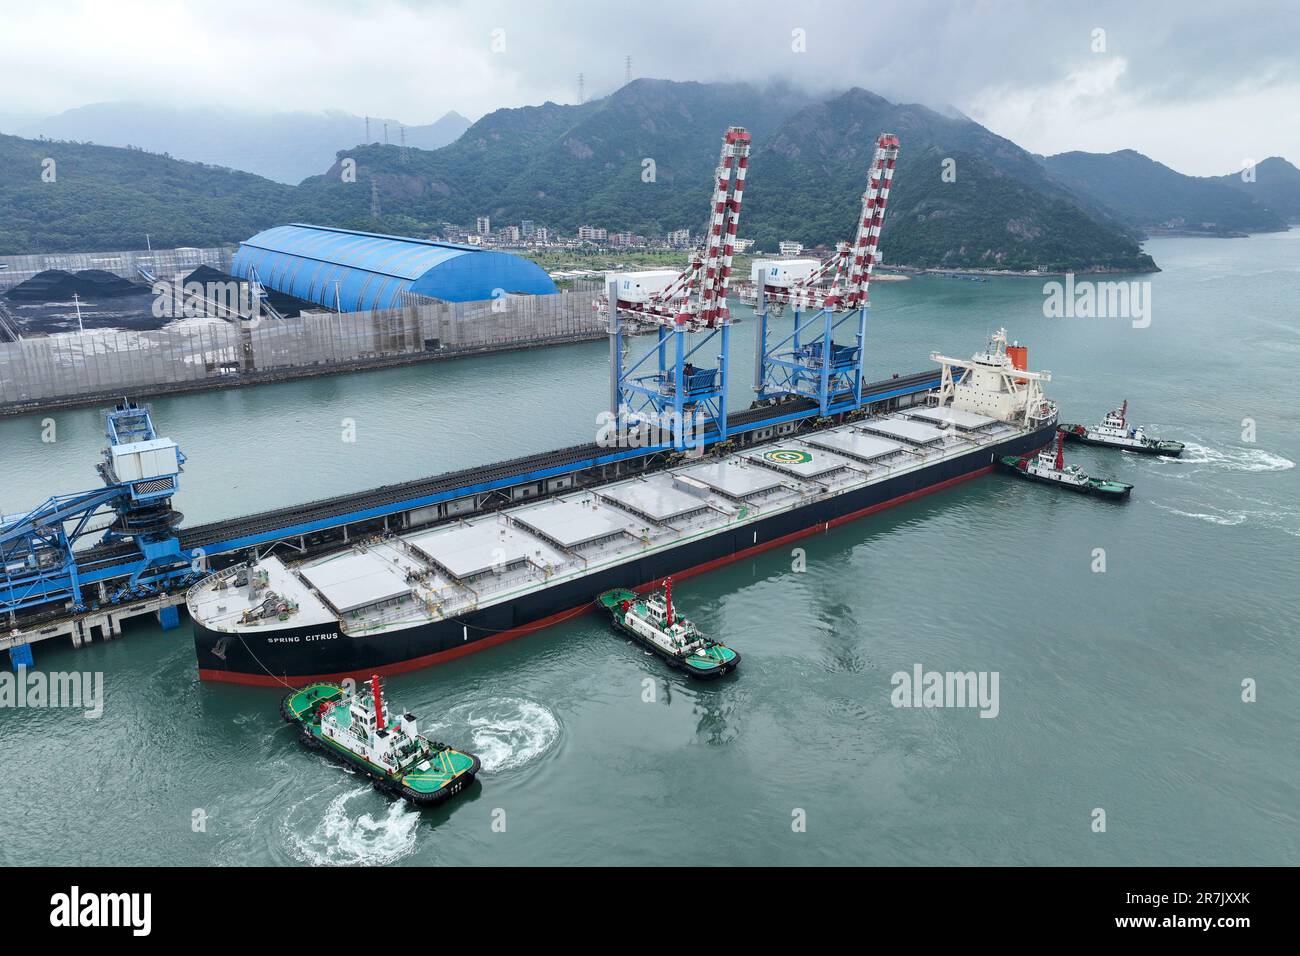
[[0, 234, 1296, 866]]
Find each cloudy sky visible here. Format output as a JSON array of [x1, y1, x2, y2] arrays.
[[1, 0, 1297, 174]]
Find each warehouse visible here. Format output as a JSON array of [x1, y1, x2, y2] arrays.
[[231, 223, 556, 312]]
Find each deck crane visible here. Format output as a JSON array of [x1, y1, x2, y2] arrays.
[[602, 125, 751, 452], [1, 400, 197, 626], [752, 133, 900, 418]]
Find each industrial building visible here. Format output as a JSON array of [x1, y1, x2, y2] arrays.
[[231, 223, 556, 312]]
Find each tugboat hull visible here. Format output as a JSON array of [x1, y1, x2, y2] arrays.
[[280, 683, 480, 807], [997, 458, 1132, 499], [611, 615, 740, 679], [597, 588, 740, 678], [1060, 424, 1184, 456]]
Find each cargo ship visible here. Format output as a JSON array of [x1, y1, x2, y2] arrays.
[[188, 330, 1057, 685], [1060, 401, 1184, 456]]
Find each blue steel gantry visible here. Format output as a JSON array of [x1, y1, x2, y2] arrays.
[[1, 399, 196, 621], [753, 134, 900, 417], [605, 126, 751, 453]]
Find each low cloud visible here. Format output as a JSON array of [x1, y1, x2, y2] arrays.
[[2, 0, 1296, 174]]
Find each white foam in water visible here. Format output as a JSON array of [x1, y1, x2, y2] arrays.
[[1150, 502, 1248, 527], [1172, 441, 1294, 473], [284, 787, 420, 866], [438, 698, 560, 773]]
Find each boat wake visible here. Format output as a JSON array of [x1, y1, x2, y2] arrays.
[[1171, 441, 1295, 473], [1149, 502, 1248, 527], [438, 698, 560, 773], [283, 786, 420, 866]]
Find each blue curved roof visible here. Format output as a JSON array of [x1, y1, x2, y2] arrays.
[[231, 223, 556, 311]]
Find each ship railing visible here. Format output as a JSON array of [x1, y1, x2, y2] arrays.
[[184, 563, 244, 603]]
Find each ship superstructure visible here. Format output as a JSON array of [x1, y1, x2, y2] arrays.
[[930, 328, 1054, 427]]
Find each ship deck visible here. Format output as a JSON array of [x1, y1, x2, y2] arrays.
[[188, 405, 1023, 636]]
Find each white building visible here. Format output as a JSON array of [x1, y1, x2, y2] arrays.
[[778, 240, 803, 256], [578, 225, 608, 242], [476, 216, 491, 236]]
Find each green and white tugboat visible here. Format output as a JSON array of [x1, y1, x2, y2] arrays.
[[999, 432, 1133, 500], [1060, 400, 1184, 456], [281, 676, 480, 807], [597, 578, 740, 679]]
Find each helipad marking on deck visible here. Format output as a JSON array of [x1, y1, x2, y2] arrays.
[[763, 449, 813, 465]]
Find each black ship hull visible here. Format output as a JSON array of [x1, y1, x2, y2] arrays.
[[196, 421, 1057, 685]]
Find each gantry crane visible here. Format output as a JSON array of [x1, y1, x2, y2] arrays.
[[602, 126, 751, 452], [752, 133, 900, 417]]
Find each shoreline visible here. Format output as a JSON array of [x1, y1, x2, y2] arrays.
[[879, 264, 1163, 279]]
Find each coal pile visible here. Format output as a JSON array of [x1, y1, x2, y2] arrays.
[[5, 269, 147, 302], [183, 264, 307, 318], [0, 265, 312, 335], [3, 269, 162, 335]]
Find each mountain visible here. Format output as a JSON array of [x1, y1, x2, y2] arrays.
[[1042, 150, 1288, 236], [288, 80, 820, 236], [403, 112, 473, 151], [0, 133, 293, 254], [13, 103, 471, 184], [744, 89, 1153, 271], [289, 80, 1154, 272], [1213, 156, 1300, 222], [26, 81, 1291, 270]]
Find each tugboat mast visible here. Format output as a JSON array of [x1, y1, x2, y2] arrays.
[[371, 674, 385, 732]]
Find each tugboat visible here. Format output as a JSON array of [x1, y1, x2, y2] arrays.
[[999, 432, 1133, 499], [1060, 401, 1184, 456], [281, 676, 480, 807], [596, 578, 740, 679]]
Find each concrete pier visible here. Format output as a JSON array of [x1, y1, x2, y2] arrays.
[[2, 592, 188, 665]]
